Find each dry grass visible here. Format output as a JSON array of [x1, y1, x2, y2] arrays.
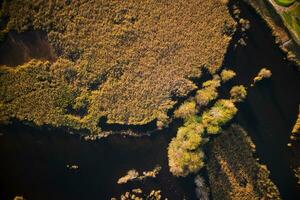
[[207, 125, 281, 200], [0, 0, 235, 135], [292, 106, 300, 134]]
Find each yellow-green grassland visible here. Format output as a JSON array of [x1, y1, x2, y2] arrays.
[[0, 0, 236, 136]]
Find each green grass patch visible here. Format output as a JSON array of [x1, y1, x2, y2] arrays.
[[274, 0, 296, 7]]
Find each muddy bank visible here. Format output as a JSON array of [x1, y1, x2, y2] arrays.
[[0, 31, 56, 67]]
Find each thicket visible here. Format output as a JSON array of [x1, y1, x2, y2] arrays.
[[195, 76, 221, 107], [168, 118, 205, 176], [230, 85, 247, 102], [220, 69, 236, 82], [252, 68, 272, 85], [168, 71, 245, 176]]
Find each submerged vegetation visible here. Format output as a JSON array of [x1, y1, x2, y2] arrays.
[[207, 125, 281, 200], [0, 0, 235, 136], [112, 189, 165, 200], [117, 166, 161, 184], [194, 175, 210, 200], [294, 167, 300, 185]]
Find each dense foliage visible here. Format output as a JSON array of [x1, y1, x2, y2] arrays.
[[220, 69, 236, 82], [230, 85, 247, 102], [174, 101, 197, 119], [168, 120, 205, 177], [168, 76, 243, 176], [253, 68, 272, 85], [195, 76, 221, 107], [202, 99, 238, 135]]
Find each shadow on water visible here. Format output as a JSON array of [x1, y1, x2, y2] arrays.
[[0, 1, 300, 200], [0, 120, 196, 200], [221, 1, 300, 199], [0, 31, 56, 67]]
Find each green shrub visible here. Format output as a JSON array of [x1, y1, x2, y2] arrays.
[[168, 136, 205, 177], [195, 77, 220, 106], [174, 100, 197, 119], [253, 68, 272, 84], [202, 99, 237, 134], [230, 85, 247, 102], [220, 69, 236, 82], [168, 120, 205, 177]]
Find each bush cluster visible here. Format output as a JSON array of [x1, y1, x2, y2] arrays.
[[168, 71, 243, 177], [253, 68, 272, 84], [195, 76, 221, 107], [220, 69, 236, 82]]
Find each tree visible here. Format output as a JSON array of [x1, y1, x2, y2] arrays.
[[220, 69, 236, 82], [195, 77, 220, 106], [168, 137, 205, 177], [168, 121, 205, 177], [202, 99, 238, 134], [253, 68, 272, 84], [174, 100, 197, 119], [230, 85, 247, 102]]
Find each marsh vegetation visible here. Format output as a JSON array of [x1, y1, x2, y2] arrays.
[[0, 0, 300, 200], [0, 0, 235, 136]]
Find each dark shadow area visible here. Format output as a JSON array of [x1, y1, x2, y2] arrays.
[[65, 105, 88, 118], [0, 31, 56, 67], [98, 116, 158, 133], [218, 1, 300, 199], [0, 119, 197, 200]]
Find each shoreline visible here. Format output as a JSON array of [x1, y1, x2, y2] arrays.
[[242, 0, 300, 68]]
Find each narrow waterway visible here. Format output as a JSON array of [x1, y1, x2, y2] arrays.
[[222, 1, 300, 199], [0, 1, 299, 200], [0, 121, 197, 200]]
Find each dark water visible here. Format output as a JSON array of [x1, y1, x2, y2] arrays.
[[0, 31, 56, 67], [0, 121, 196, 200], [0, 1, 300, 200], [221, 1, 300, 199]]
